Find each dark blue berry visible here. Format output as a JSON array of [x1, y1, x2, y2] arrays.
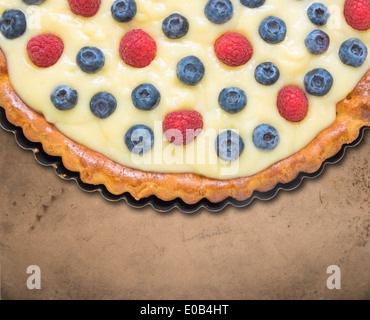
[[90, 92, 117, 119], [132, 83, 160, 111], [305, 30, 330, 55], [254, 62, 280, 86], [216, 130, 244, 162], [162, 13, 189, 39], [177, 56, 205, 86], [218, 87, 247, 114], [76, 47, 105, 74], [125, 124, 154, 155], [304, 68, 333, 96], [258, 16, 286, 44], [339, 38, 368, 68], [22, 0, 46, 4], [240, 0, 265, 8], [0, 9, 27, 40], [253, 124, 279, 151], [307, 3, 330, 26], [204, 0, 233, 25], [111, 0, 137, 23], [50, 85, 78, 111]]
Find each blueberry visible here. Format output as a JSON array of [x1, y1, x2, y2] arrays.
[[240, 0, 265, 8], [132, 83, 160, 111], [177, 56, 205, 86], [253, 124, 279, 151], [76, 47, 105, 74], [162, 13, 189, 39], [204, 0, 233, 25], [305, 30, 330, 55], [254, 62, 280, 86], [111, 0, 137, 23], [125, 124, 154, 155], [90, 92, 117, 119], [215, 130, 244, 162], [50, 85, 78, 111], [22, 0, 46, 4], [258, 16, 286, 44], [307, 3, 330, 26], [339, 38, 368, 68], [218, 87, 247, 114], [0, 9, 27, 40], [304, 68, 333, 96]]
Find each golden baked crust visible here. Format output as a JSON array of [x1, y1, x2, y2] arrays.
[[0, 49, 369, 204]]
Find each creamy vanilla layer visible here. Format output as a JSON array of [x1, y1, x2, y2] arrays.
[[0, 0, 369, 179]]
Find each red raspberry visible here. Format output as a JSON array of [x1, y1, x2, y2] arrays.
[[214, 32, 253, 67], [68, 0, 101, 17], [163, 110, 204, 145], [344, 0, 370, 31], [119, 29, 157, 68], [277, 86, 308, 122], [27, 34, 64, 68]]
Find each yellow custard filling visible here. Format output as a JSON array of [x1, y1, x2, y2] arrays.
[[0, 0, 369, 179]]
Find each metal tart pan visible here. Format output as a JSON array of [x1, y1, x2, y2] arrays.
[[1, 106, 368, 213]]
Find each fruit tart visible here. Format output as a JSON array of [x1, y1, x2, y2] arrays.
[[0, 0, 369, 204]]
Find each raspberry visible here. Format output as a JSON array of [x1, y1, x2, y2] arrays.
[[68, 0, 101, 18], [27, 34, 64, 68], [277, 86, 308, 122], [163, 110, 203, 145], [214, 32, 253, 67], [344, 0, 370, 31], [119, 29, 157, 68]]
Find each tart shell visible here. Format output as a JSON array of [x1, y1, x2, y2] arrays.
[[0, 49, 369, 205]]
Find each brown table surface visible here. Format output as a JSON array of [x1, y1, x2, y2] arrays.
[[0, 127, 369, 300]]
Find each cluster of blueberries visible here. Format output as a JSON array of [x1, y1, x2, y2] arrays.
[[0, 0, 369, 161]]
